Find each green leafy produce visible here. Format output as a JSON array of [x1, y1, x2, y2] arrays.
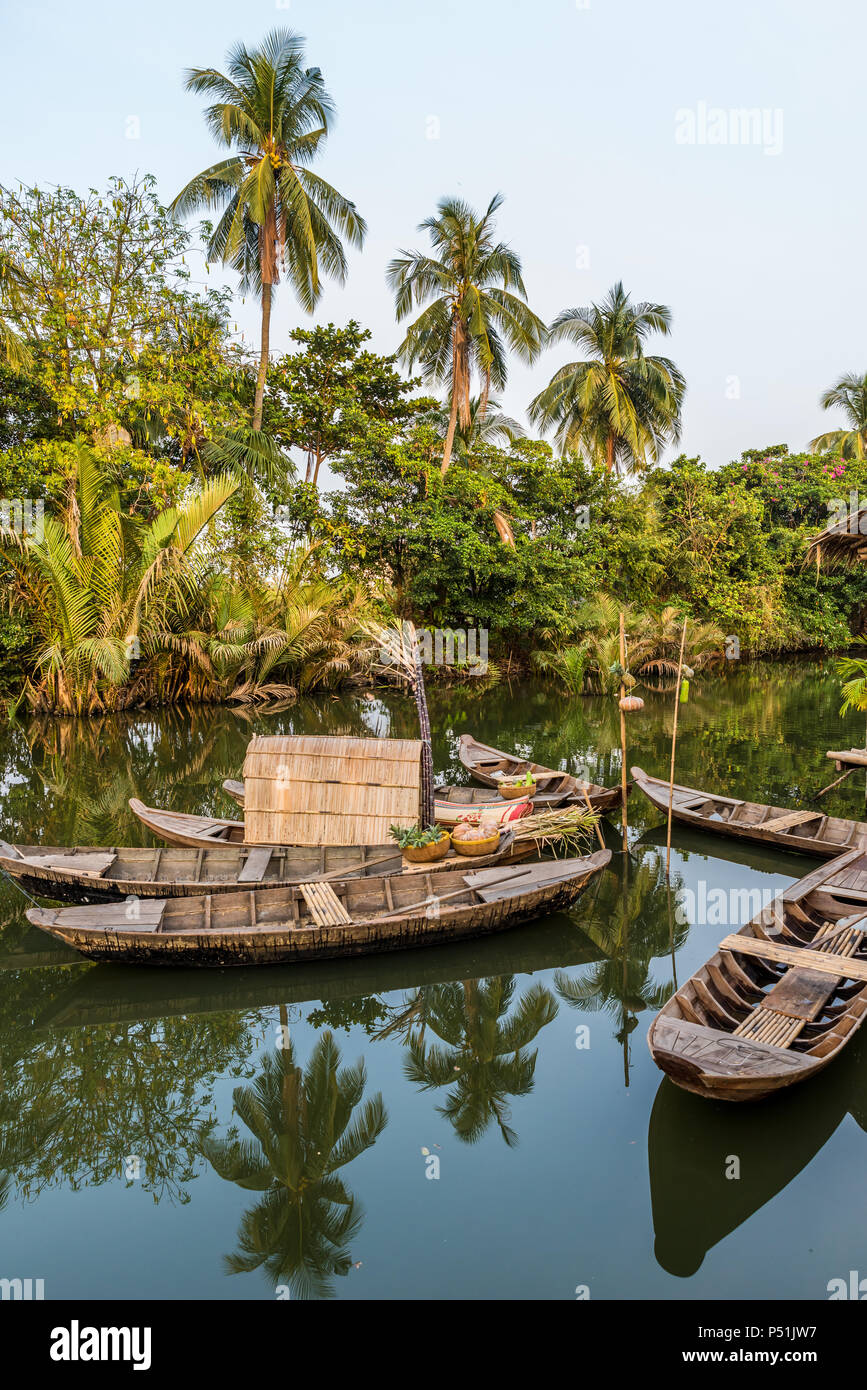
[[388, 823, 447, 849]]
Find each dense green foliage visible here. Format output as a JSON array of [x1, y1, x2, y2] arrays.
[[1, 156, 864, 711]]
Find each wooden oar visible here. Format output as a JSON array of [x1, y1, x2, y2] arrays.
[[306, 852, 400, 884], [361, 866, 531, 925]]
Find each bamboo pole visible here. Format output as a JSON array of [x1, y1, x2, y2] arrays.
[[618, 611, 628, 853], [665, 618, 689, 878], [581, 782, 606, 849]]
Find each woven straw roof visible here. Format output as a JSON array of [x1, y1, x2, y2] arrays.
[[242, 734, 423, 846]]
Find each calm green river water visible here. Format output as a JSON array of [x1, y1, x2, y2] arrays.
[[1, 660, 866, 1300]]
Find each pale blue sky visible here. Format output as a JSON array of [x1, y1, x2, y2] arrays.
[[2, 0, 863, 466]]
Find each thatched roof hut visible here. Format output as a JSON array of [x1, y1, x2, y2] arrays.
[[242, 734, 423, 846], [805, 509, 867, 569]]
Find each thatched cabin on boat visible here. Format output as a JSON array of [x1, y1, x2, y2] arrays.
[[241, 734, 423, 846]]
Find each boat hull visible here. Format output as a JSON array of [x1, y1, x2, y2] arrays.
[[224, 776, 559, 819], [647, 848, 867, 1101], [0, 836, 532, 901], [26, 852, 611, 967], [631, 765, 866, 858]]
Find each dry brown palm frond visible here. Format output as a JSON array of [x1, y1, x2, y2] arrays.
[[359, 617, 423, 688], [226, 681, 298, 705]]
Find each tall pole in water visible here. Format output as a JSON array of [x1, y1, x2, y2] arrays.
[[665, 618, 689, 878], [618, 611, 628, 854]]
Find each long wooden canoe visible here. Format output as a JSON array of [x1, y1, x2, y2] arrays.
[[26, 849, 611, 967], [458, 734, 625, 812], [129, 797, 246, 847], [223, 776, 549, 823], [0, 828, 530, 902], [631, 765, 867, 858], [647, 847, 867, 1101]]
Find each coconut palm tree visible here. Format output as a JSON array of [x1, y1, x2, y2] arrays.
[[811, 372, 867, 460], [201, 1033, 386, 1299], [172, 28, 366, 430], [419, 393, 526, 459], [387, 194, 544, 474], [634, 607, 724, 679], [529, 282, 685, 474]]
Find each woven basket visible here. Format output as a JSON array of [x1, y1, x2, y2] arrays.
[[401, 833, 451, 864], [451, 830, 501, 857], [498, 781, 536, 800]]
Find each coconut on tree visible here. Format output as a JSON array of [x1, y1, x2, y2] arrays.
[[529, 281, 685, 474], [387, 193, 544, 475], [171, 28, 366, 431], [810, 372, 867, 460]]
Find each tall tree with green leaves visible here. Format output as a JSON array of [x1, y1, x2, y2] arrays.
[[387, 193, 544, 474], [266, 321, 419, 487], [529, 281, 685, 474], [811, 372, 867, 460], [0, 177, 206, 434], [0, 247, 31, 371], [172, 28, 366, 431]]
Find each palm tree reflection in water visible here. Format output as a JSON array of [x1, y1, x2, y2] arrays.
[[555, 855, 686, 1086], [384, 977, 557, 1147], [201, 1027, 386, 1299]]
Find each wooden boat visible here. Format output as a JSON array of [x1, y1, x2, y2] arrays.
[[458, 734, 625, 812], [827, 747, 867, 770], [130, 797, 247, 848], [0, 827, 530, 902], [222, 776, 549, 822], [647, 847, 867, 1101], [223, 778, 245, 806], [26, 849, 611, 967], [631, 765, 867, 858]]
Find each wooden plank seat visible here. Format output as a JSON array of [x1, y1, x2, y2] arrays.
[[237, 847, 273, 884], [18, 850, 116, 877], [759, 809, 822, 834], [720, 933, 867, 983], [42, 900, 167, 931]]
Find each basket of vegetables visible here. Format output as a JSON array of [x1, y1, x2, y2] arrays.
[[389, 823, 451, 863], [497, 770, 537, 800], [450, 817, 502, 856]]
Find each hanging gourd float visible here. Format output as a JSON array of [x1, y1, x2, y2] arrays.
[[619, 694, 644, 712]]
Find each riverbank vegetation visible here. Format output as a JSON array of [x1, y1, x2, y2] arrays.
[[2, 27, 866, 715]]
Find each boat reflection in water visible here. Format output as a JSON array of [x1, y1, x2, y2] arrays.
[[28, 900, 605, 1033], [647, 1035, 867, 1278]]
